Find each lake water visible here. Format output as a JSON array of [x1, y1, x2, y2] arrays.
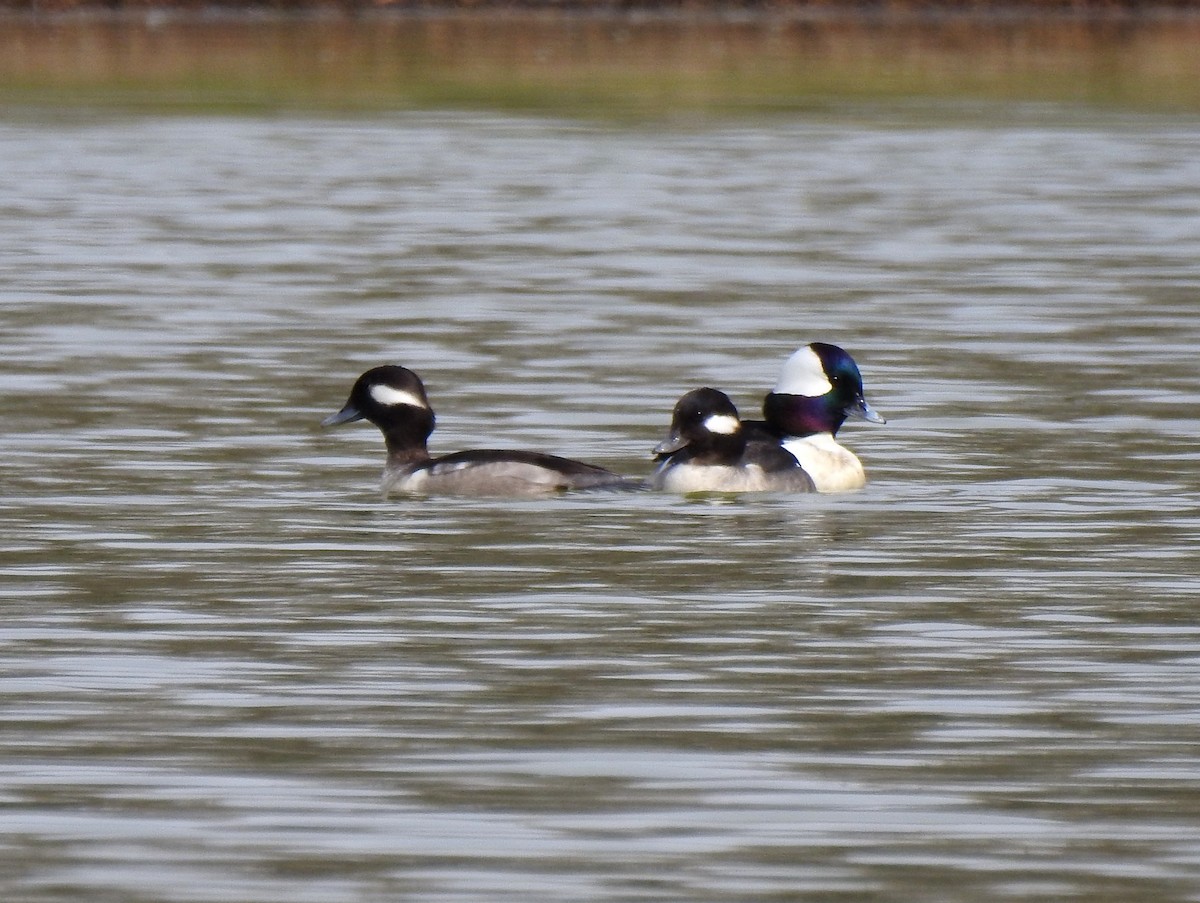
[[2, 106, 1198, 902]]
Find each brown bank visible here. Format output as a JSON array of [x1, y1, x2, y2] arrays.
[[2, 3, 1199, 113]]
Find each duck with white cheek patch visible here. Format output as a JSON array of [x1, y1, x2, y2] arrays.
[[649, 387, 815, 494], [742, 342, 885, 492], [322, 365, 634, 497]]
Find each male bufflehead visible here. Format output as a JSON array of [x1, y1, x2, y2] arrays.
[[649, 387, 816, 494], [744, 342, 885, 492], [322, 365, 630, 496]]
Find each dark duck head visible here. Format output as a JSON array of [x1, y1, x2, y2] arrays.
[[321, 365, 436, 467], [654, 387, 748, 465], [762, 342, 885, 439]]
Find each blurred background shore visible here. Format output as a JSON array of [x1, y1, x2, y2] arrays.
[[3, 2, 1198, 114]]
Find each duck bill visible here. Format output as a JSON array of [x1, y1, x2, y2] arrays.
[[846, 396, 886, 425], [653, 432, 689, 455], [321, 403, 363, 427]]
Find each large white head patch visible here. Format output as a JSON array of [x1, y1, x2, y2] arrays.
[[773, 346, 833, 397]]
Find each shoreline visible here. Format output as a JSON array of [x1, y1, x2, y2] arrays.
[[4, 5, 1198, 114], [4, 2, 1200, 19]]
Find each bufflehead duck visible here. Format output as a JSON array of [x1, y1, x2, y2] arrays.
[[649, 387, 816, 494], [745, 342, 885, 492], [322, 365, 630, 496]]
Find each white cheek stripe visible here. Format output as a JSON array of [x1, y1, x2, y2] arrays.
[[369, 384, 427, 409], [703, 413, 740, 435], [774, 346, 833, 396]]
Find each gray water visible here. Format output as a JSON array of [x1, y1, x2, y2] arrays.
[[2, 106, 1199, 903]]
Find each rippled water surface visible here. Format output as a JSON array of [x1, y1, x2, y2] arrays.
[[2, 107, 1199, 902]]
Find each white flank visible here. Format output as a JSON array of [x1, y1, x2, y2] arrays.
[[773, 346, 833, 396], [702, 413, 740, 435], [782, 433, 865, 492], [369, 383, 426, 409]]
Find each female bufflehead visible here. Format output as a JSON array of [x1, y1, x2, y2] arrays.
[[649, 387, 816, 494], [322, 365, 630, 496], [745, 342, 885, 492]]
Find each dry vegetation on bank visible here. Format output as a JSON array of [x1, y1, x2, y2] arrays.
[[2, 3, 1198, 113], [3, 0, 1199, 11]]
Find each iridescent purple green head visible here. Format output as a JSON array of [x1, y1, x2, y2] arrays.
[[762, 342, 885, 438]]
